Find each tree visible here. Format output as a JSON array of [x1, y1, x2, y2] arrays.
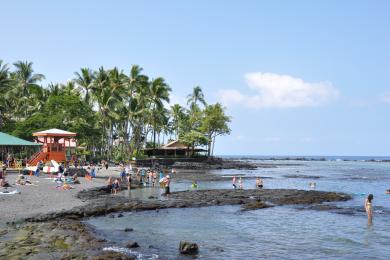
[[187, 86, 207, 110], [74, 68, 95, 104], [12, 61, 45, 118], [149, 77, 171, 148], [200, 103, 231, 156]]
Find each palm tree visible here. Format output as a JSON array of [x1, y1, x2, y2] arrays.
[[74, 68, 95, 104], [170, 104, 184, 139], [0, 60, 11, 128], [12, 61, 45, 117], [187, 86, 207, 110], [149, 77, 171, 148]]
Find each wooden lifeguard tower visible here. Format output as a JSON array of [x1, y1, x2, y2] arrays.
[[28, 128, 76, 165]]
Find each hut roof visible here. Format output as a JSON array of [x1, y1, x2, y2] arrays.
[[32, 128, 76, 137], [0, 132, 41, 146]]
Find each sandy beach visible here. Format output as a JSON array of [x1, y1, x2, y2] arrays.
[[0, 167, 120, 225]]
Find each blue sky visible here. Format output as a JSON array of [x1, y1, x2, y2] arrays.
[[2, 0, 390, 156]]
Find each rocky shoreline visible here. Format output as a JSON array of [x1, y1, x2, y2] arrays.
[[0, 183, 351, 259]]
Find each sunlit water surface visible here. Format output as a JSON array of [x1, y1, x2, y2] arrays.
[[88, 159, 390, 259]]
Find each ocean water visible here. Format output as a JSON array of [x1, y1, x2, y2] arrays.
[[87, 159, 390, 259]]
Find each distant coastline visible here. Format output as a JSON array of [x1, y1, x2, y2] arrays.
[[220, 155, 390, 162]]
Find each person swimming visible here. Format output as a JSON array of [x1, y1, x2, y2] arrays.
[[365, 194, 374, 225]]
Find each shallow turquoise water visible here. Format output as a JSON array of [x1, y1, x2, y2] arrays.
[[88, 160, 390, 259]]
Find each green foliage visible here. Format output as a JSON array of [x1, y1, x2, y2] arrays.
[[1, 58, 231, 160]]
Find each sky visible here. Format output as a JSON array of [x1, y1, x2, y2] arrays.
[[1, 0, 390, 156]]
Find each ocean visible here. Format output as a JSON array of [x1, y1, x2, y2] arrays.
[[87, 157, 390, 259]]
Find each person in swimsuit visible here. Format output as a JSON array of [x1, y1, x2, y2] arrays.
[[232, 176, 237, 189], [164, 175, 171, 196], [365, 194, 373, 225]]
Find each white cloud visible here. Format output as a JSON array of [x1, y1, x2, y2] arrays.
[[380, 91, 390, 103], [218, 72, 339, 109]]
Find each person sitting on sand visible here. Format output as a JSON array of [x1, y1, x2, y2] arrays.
[[256, 177, 263, 188], [16, 174, 31, 185], [365, 194, 374, 225], [72, 173, 80, 184], [232, 176, 237, 189], [0, 170, 10, 187]]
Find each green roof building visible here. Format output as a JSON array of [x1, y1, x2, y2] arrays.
[[0, 132, 40, 164]]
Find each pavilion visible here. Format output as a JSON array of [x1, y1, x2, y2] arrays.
[[143, 140, 207, 157], [0, 132, 41, 165]]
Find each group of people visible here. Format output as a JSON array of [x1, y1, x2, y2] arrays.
[[232, 176, 263, 189], [107, 164, 172, 195]]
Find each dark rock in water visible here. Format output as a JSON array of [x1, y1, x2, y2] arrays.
[[126, 241, 140, 248], [179, 241, 199, 255], [148, 196, 157, 199], [124, 228, 134, 232], [117, 213, 124, 218], [241, 201, 272, 211], [93, 251, 135, 260], [66, 168, 89, 177], [108, 214, 115, 218]]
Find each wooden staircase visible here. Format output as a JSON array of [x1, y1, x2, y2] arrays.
[[28, 151, 48, 166]]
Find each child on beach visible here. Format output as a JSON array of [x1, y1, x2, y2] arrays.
[[152, 171, 157, 187]]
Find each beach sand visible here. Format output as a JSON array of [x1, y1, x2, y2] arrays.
[[0, 167, 121, 225]]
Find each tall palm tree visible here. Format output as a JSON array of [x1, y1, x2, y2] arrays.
[[187, 86, 207, 109], [0, 60, 11, 128], [74, 68, 95, 104], [12, 61, 45, 117], [170, 104, 184, 139], [149, 77, 171, 148]]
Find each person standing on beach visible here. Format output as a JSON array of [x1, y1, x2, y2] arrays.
[[239, 177, 243, 189], [365, 194, 374, 225], [232, 176, 237, 189]]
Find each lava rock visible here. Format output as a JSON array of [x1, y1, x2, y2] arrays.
[[179, 241, 199, 255], [124, 228, 134, 232], [126, 241, 139, 248]]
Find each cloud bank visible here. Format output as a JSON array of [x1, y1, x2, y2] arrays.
[[219, 72, 339, 109]]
